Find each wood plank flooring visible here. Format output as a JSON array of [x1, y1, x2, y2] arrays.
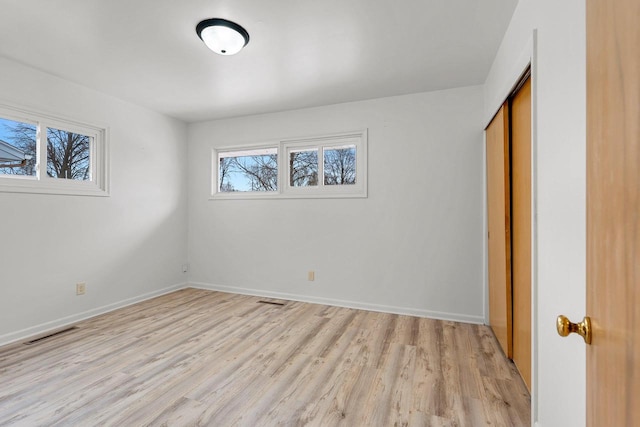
[[0, 289, 530, 426]]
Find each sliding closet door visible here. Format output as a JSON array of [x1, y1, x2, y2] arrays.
[[511, 77, 532, 390], [485, 103, 512, 358]]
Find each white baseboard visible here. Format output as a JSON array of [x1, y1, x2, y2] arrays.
[[189, 282, 484, 324], [1, 281, 485, 348], [0, 282, 187, 347]]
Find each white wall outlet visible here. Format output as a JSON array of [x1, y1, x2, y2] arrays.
[[308, 271, 315, 281], [182, 263, 189, 273], [76, 282, 86, 295]]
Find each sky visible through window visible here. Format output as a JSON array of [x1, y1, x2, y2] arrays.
[[1, 117, 90, 180], [0, 118, 19, 143], [219, 149, 278, 192], [220, 155, 274, 191], [218, 145, 357, 193], [0, 118, 37, 176]]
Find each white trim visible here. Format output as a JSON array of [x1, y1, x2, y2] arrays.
[[1, 280, 486, 349], [210, 129, 368, 200], [0, 102, 110, 197], [484, 41, 534, 129], [0, 282, 186, 347], [530, 29, 540, 427], [482, 130, 489, 325], [211, 141, 280, 199], [221, 147, 278, 158], [188, 281, 485, 324]]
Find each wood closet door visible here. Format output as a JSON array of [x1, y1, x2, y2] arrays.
[[510, 77, 531, 390], [485, 103, 512, 358]]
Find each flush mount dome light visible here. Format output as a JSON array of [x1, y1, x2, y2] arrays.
[[196, 18, 249, 55]]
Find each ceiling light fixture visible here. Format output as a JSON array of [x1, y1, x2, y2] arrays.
[[196, 18, 250, 56]]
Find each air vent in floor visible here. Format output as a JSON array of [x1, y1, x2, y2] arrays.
[[24, 326, 78, 345], [257, 300, 285, 307]]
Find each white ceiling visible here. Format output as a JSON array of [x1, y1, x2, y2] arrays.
[[0, 0, 517, 123]]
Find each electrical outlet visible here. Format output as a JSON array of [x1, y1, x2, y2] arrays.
[[182, 263, 189, 273], [76, 282, 86, 295], [308, 271, 315, 281]]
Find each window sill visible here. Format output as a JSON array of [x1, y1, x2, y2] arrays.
[[0, 178, 110, 197], [209, 190, 367, 200]]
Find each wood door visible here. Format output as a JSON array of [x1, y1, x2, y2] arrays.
[[586, 0, 640, 425], [485, 103, 512, 358], [510, 77, 532, 390]]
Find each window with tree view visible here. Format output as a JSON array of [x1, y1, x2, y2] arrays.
[[47, 127, 91, 181], [0, 118, 36, 177], [289, 148, 318, 187], [213, 130, 366, 199], [323, 145, 356, 185], [0, 105, 108, 196], [218, 148, 278, 192]]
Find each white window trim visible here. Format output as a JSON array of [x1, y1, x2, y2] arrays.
[[211, 130, 367, 200], [0, 103, 110, 197], [211, 141, 280, 200]]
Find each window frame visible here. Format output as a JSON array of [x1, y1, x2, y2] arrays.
[[211, 142, 280, 200], [0, 103, 109, 197], [211, 130, 367, 200]]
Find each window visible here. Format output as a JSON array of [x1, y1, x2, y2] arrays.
[[289, 148, 318, 187], [212, 130, 367, 199], [0, 117, 36, 177], [323, 145, 356, 185], [46, 127, 91, 181], [218, 147, 278, 193], [0, 104, 109, 196]]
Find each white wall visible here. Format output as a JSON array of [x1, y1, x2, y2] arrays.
[[484, 1, 586, 426], [188, 86, 486, 322], [0, 58, 189, 345]]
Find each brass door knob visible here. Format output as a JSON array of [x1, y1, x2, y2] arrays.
[[556, 315, 592, 344]]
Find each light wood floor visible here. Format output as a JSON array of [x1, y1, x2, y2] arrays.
[[0, 288, 530, 426]]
